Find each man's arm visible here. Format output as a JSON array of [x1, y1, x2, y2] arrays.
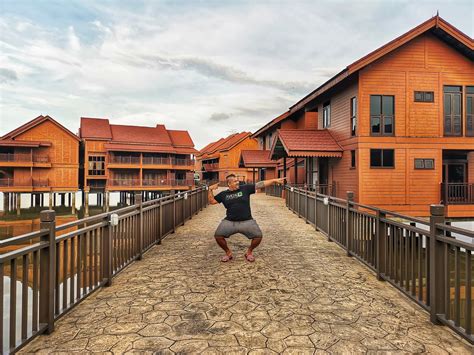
[[255, 177, 286, 190], [208, 183, 220, 205]]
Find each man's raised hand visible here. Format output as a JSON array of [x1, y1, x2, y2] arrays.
[[209, 183, 219, 191]]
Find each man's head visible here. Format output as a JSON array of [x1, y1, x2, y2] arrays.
[[226, 174, 240, 191]]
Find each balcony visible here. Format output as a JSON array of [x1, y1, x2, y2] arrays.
[[0, 178, 50, 190], [442, 183, 474, 205], [108, 178, 194, 189], [143, 156, 172, 165], [108, 156, 141, 165], [0, 153, 50, 167]]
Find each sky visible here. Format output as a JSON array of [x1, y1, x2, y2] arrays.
[[0, 0, 472, 150]]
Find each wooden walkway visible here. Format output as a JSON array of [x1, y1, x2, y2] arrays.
[[22, 193, 473, 354]]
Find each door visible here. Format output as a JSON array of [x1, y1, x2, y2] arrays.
[[443, 163, 467, 203]]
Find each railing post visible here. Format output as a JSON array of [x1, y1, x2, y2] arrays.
[[429, 204, 445, 324], [136, 193, 143, 260], [376, 210, 386, 281], [314, 192, 318, 231], [305, 190, 309, 224], [172, 191, 176, 233], [158, 198, 163, 244], [327, 197, 331, 242], [182, 192, 186, 226], [346, 192, 354, 256], [39, 210, 56, 334], [103, 215, 113, 287], [189, 191, 193, 219]]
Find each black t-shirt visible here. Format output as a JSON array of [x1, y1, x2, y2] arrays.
[[214, 184, 256, 221]]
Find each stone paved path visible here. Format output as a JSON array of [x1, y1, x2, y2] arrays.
[[22, 193, 473, 354]]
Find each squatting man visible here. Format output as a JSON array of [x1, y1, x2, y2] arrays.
[[208, 174, 285, 262]]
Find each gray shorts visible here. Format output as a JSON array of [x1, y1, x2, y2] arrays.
[[214, 219, 263, 239]]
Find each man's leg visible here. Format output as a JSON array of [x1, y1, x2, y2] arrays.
[[215, 236, 232, 257], [247, 237, 262, 256]]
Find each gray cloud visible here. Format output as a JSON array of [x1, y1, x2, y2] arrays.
[[121, 53, 313, 93], [209, 112, 231, 121], [0, 68, 18, 83]]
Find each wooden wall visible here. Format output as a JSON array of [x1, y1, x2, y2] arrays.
[[356, 32, 474, 216], [14, 120, 79, 190]]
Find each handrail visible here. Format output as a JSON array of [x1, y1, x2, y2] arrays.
[[1, 186, 210, 354]]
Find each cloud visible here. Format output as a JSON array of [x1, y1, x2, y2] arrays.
[[0, 68, 18, 83], [209, 112, 231, 121]]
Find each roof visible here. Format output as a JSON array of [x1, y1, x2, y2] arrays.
[[80, 117, 196, 154], [239, 150, 277, 168], [1, 115, 80, 142], [270, 129, 343, 159], [110, 124, 172, 145], [104, 143, 198, 154], [252, 111, 291, 138], [198, 132, 252, 158], [289, 15, 473, 113], [80, 117, 112, 139]]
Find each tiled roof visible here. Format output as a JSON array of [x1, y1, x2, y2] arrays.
[[239, 150, 277, 168], [110, 124, 172, 145], [198, 132, 252, 157], [80, 117, 112, 139], [1, 115, 80, 141], [80, 117, 196, 154], [168, 130, 194, 147], [271, 129, 343, 158]]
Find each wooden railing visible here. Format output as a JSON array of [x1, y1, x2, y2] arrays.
[[0, 178, 49, 187], [109, 178, 141, 186], [109, 156, 140, 164], [142, 157, 172, 165], [442, 183, 474, 205], [203, 163, 219, 171], [0, 154, 49, 163], [282, 185, 473, 344], [0, 187, 209, 354]]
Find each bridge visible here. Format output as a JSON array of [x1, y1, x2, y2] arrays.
[[2, 186, 473, 353]]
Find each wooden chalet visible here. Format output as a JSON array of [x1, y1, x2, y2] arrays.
[[256, 16, 473, 217], [196, 132, 258, 183], [79, 117, 197, 192]]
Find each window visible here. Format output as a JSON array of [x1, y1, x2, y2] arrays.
[[444, 86, 462, 136], [414, 158, 434, 169], [350, 150, 356, 168], [467, 86, 474, 137], [370, 95, 394, 135], [414, 91, 434, 102], [370, 149, 394, 168], [88, 155, 105, 175], [350, 97, 357, 136], [323, 102, 331, 128]]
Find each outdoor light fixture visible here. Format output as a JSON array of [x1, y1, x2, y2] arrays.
[[184, 192, 188, 200], [110, 213, 119, 226], [290, 187, 294, 192], [323, 197, 329, 206]]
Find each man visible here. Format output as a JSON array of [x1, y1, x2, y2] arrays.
[[208, 174, 285, 262]]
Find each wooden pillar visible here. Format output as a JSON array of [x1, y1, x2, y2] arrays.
[[253, 168, 256, 183], [16, 192, 21, 216], [85, 191, 89, 216], [104, 191, 109, 212], [283, 157, 287, 182], [49, 191, 53, 209], [4, 192, 9, 211], [30, 194, 34, 207], [71, 192, 76, 214], [53, 193, 56, 207]]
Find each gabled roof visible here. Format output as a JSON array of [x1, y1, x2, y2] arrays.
[[270, 129, 343, 159], [239, 150, 277, 168], [198, 132, 252, 158], [1, 115, 80, 142], [80, 117, 196, 154], [290, 15, 473, 113]]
